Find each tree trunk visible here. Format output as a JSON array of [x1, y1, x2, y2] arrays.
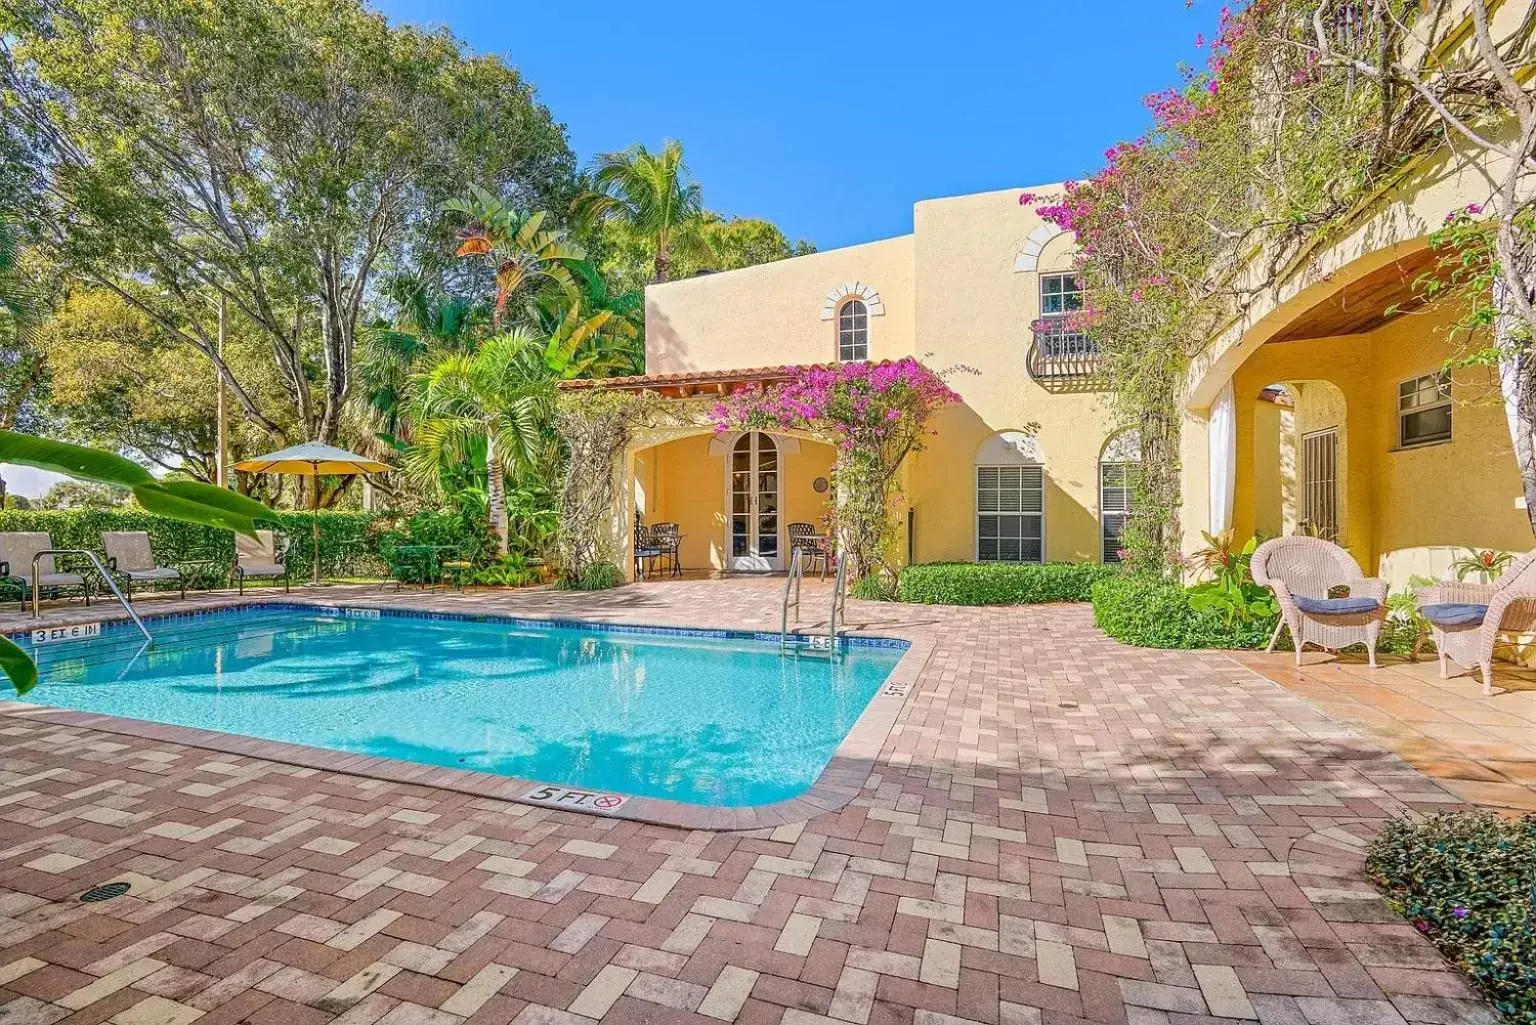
[[1496, 277, 1536, 534], [486, 432, 509, 556], [654, 235, 670, 284]]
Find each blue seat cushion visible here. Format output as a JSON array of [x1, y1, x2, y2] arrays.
[[1421, 602, 1489, 628], [1294, 595, 1381, 616]]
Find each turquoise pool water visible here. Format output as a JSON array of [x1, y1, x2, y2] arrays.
[[16, 606, 905, 807]]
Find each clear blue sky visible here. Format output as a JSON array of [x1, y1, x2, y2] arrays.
[[376, 0, 1218, 251]]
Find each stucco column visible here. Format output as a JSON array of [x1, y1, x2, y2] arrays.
[[1179, 410, 1212, 559], [618, 445, 637, 582]]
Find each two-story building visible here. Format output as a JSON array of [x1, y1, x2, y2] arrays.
[[568, 186, 1136, 578], [571, 148, 1530, 586]]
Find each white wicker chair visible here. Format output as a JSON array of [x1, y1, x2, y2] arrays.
[[1251, 536, 1388, 667], [1415, 550, 1536, 696]]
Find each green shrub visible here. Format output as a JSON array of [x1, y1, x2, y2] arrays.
[[1367, 812, 1536, 1024], [850, 572, 898, 601], [463, 554, 540, 588], [0, 507, 392, 584], [1091, 574, 1276, 648], [897, 561, 1118, 605], [559, 562, 623, 591]]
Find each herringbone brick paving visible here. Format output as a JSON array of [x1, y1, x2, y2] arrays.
[[0, 582, 1498, 1024]]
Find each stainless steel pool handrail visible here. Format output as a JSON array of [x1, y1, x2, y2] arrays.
[[780, 548, 805, 648], [828, 552, 850, 650], [32, 549, 153, 645]]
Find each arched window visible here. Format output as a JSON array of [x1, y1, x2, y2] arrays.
[[837, 300, 869, 362], [1099, 430, 1141, 564], [975, 431, 1044, 563]]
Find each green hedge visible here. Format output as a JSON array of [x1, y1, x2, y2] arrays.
[[1367, 812, 1536, 1024], [0, 508, 392, 585], [1090, 574, 1276, 649], [896, 562, 1119, 605]]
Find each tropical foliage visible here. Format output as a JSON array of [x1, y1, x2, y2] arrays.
[[577, 140, 707, 284]]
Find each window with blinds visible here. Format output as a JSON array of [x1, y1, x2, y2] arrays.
[[1100, 461, 1132, 563], [976, 465, 1044, 562]]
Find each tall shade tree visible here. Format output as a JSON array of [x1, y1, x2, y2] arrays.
[[0, 216, 46, 506], [0, 0, 575, 446], [39, 288, 297, 482], [404, 331, 555, 555], [578, 140, 707, 283]]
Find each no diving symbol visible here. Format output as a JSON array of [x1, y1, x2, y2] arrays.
[[522, 784, 629, 814]]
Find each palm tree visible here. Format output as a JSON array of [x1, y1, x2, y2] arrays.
[[530, 260, 643, 378], [355, 276, 485, 449], [577, 140, 708, 283], [404, 331, 554, 555], [444, 187, 584, 329]]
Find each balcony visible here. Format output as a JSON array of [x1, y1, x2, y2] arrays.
[[1027, 321, 1105, 392]]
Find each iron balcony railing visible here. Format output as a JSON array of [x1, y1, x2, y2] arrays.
[[1027, 321, 1106, 389]]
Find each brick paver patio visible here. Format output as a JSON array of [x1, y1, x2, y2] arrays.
[[0, 581, 1499, 1025], [1236, 650, 1536, 814]]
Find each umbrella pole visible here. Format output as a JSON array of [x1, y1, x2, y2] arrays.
[[311, 466, 320, 585]]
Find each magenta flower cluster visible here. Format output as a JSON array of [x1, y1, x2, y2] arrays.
[[708, 358, 960, 454]]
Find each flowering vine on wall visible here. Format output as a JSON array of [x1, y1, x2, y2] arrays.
[[1014, 0, 1534, 571], [708, 358, 961, 578]]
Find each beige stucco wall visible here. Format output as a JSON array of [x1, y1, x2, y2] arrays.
[[632, 431, 836, 574], [1223, 301, 1529, 586], [645, 237, 916, 373], [642, 185, 1129, 567]]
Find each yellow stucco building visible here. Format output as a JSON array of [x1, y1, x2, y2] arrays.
[[1179, 136, 1531, 587], [577, 145, 1528, 584], [579, 186, 1140, 578]]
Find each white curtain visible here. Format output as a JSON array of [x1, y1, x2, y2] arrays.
[[1208, 380, 1236, 535]]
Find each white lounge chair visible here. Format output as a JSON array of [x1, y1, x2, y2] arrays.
[[236, 530, 290, 594], [103, 531, 185, 600], [1252, 536, 1387, 667], [1416, 550, 1536, 696], [0, 531, 92, 609]]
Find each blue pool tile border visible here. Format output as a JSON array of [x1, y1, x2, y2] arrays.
[[4, 590, 937, 830], [8, 599, 911, 653]]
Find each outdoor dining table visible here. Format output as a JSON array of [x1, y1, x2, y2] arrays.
[[389, 544, 460, 589]]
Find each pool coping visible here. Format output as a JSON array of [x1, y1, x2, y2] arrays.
[[1, 592, 935, 831]]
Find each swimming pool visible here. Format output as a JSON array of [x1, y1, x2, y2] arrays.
[[14, 605, 906, 807]]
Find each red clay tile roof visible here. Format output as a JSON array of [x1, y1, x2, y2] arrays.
[[559, 360, 904, 395]]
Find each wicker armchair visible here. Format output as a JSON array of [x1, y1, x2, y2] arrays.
[[1416, 550, 1536, 696], [1252, 536, 1388, 667]]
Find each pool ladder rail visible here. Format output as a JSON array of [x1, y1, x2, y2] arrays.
[[30, 548, 154, 647], [780, 549, 850, 655]]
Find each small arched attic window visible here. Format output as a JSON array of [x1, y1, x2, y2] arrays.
[[837, 300, 868, 361], [821, 281, 883, 361]]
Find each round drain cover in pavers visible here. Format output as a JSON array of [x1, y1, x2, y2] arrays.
[[79, 881, 131, 903]]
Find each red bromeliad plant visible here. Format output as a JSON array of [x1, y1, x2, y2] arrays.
[[708, 358, 961, 577]]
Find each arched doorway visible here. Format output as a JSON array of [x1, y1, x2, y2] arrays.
[[727, 431, 782, 571]]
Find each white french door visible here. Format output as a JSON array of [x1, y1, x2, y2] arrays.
[[727, 432, 782, 571]]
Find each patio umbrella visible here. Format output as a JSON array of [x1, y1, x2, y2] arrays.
[[233, 442, 390, 583]]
